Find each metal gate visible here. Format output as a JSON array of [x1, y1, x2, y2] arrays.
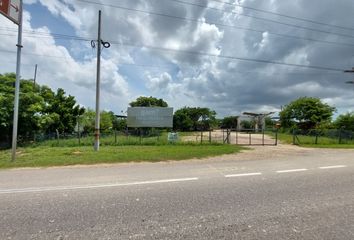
[[197, 129, 278, 146]]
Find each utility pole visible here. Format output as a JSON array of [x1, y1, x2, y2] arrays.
[[33, 64, 37, 89], [94, 10, 102, 151], [11, 0, 23, 161], [92, 10, 110, 151]]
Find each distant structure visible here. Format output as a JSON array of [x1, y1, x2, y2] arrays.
[[242, 112, 275, 131]]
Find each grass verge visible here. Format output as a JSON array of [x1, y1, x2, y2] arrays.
[[0, 144, 245, 169], [277, 133, 354, 148]]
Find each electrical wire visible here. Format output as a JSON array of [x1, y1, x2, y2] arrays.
[[2, 16, 354, 49], [108, 41, 345, 72], [206, 0, 354, 31], [76, 0, 354, 40], [0, 44, 345, 72]]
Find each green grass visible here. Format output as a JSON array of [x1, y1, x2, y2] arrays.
[[0, 144, 245, 169], [30, 132, 170, 147], [277, 133, 354, 148]]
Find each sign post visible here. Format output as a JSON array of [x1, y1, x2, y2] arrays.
[[1, 0, 23, 161]]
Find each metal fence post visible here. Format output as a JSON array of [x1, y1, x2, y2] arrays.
[[56, 129, 60, 145], [115, 131, 117, 144], [227, 129, 230, 144], [339, 128, 342, 144], [275, 129, 278, 146], [209, 130, 211, 143]]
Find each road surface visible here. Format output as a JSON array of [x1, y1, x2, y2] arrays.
[[1, 146, 354, 239]]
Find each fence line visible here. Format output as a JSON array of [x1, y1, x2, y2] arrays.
[[291, 128, 354, 145]]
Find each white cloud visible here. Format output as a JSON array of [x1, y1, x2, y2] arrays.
[[2, 0, 354, 117]]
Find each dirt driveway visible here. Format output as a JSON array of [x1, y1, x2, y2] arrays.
[[182, 130, 354, 163]]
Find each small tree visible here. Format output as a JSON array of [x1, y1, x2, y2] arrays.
[[240, 120, 254, 129], [280, 97, 335, 130], [129, 96, 168, 107], [81, 109, 114, 133], [173, 107, 217, 131], [334, 112, 354, 131], [221, 116, 238, 129]]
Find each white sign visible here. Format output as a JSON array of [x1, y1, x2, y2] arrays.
[[0, 0, 20, 24], [127, 107, 173, 128]]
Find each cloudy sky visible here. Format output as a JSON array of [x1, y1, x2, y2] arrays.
[[1, 0, 354, 118]]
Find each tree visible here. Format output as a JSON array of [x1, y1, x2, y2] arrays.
[[240, 120, 254, 129], [80, 109, 114, 133], [129, 96, 168, 107], [280, 97, 335, 130], [0, 73, 48, 143], [41, 88, 83, 133], [0, 73, 84, 147], [173, 107, 217, 131], [334, 112, 354, 131], [221, 116, 238, 129]]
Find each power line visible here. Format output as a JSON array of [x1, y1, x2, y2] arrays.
[[76, 0, 354, 40], [208, 0, 354, 31], [168, 0, 354, 39], [0, 41, 345, 72], [108, 41, 345, 72], [2, 17, 354, 49], [0, 49, 71, 59]]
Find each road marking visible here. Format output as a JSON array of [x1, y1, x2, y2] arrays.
[[0, 177, 199, 194], [276, 169, 308, 173], [319, 165, 347, 169], [225, 172, 262, 178]]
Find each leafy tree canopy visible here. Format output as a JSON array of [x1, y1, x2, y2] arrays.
[[0, 73, 83, 145], [173, 107, 217, 131], [280, 97, 336, 130], [129, 96, 168, 107], [79, 109, 116, 133], [334, 112, 354, 131], [221, 116, 238, 129]]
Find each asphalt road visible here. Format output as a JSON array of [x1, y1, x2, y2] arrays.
[[1, 147, 354, 239]]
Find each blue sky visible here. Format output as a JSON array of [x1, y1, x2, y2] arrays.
[[1, 0, 354, 118]]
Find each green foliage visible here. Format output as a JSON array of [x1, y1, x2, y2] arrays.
[[0, 73, 83, 145], [334, 112, 354, 131], [173, 107, 217, 131], [280, 97, 335, 130], [41, 88, 84, 133], [265, 117, 276, 128], [129, 96, 168, 107], [221, 116, 238, 129], [240, 120, 253, 129], [80, 109, 115, 133]]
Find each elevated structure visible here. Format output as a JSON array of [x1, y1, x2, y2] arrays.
[[243, 112, 275, 131]]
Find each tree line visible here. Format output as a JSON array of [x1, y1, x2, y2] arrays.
[[1, 73, 353, 146]]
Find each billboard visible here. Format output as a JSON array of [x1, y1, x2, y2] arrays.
[[127, 107, 173, 128], [0, 0, 20, 25]]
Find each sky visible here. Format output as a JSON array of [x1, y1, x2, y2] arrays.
[[1, 0, 354, 118]]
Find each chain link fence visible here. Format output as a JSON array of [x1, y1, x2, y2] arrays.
[[183, 129, 279, 146], [1, 128, 278, 148], [290, 128, 354, 145]]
